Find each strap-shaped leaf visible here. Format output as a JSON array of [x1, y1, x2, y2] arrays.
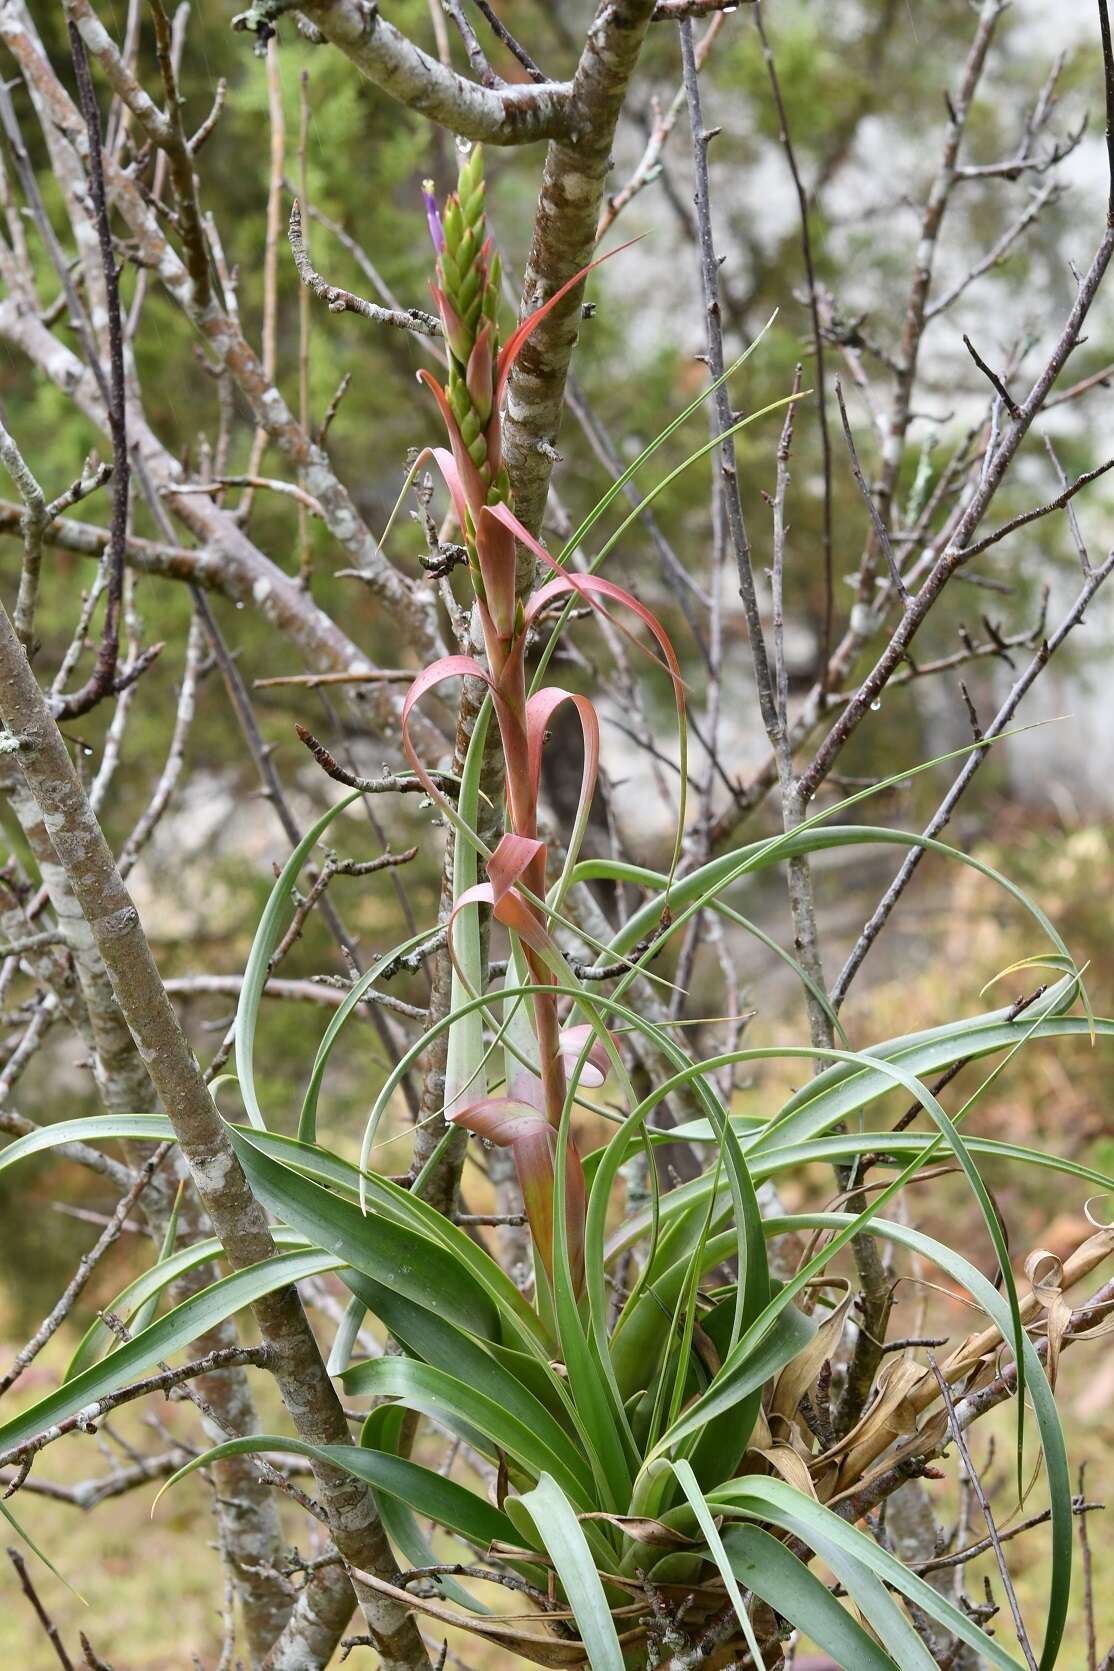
[[66, 1225, 309, 1382], [541, 330, 776, 586], [722, 1212, 1073, 1671], [515, 1474, 625, 1671], [803, 1524, 936, 1671], [525, 686, 599, 913], [606, 1011, 1108, 1258], [614, 1035, 1026, 1444], [0, 1496, 84, 1599], [324, 1292, 366, 1377], [341, 1268, 582, 1468], [227, 1126, 500, 1344], [129, 1180, 183, 1338], [231, 1125, 546, 1351], [672, 1459, 767, 1667], [713, 1475, 1030, 1671], [502, 513, 687, 883], [443, 697, 492, 1126], [156, 1433, 518, 1551], [0, 1113, 172, 1171], [236, 789, 362, 1129], [360, 1406, 496, 1614], [0, 1249, 338, 1457], [751, 1127, 1114, 1195], [340, 1357, 594, 1507], [297, 922, 439, 1143], [720, 1524, 904, 1671]]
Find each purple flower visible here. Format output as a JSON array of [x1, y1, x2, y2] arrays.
[[421, 179, 444, 253]]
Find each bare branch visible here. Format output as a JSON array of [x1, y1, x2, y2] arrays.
[[958, 455, 1114, 562], [0, 1348, 271, 1472], [835, 380, 910, 603], [0, 1144, 171, 1397], [294, 723, 460, 796], [270, 0, 573, 143], [834, 546, 1114, 1001], [0, 421, 47, 653], [680, 16, 779, 744], [929, 1354, 1039, 1671], [472, 0, 547, 82], [289, 198, 441, 334], [7, 1547, 75, 1670], [503, 0, 658, 536], [653, 0, 754, 15], [755, 1, 835, 670], [0, 594, 431, 1667], [53, 21, 129, 721]]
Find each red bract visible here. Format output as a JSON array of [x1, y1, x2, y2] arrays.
[[407, 153, 670, 1296]]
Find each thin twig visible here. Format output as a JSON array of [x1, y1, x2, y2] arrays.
[[963, 332, 1020, 418], [1080, 1464, 1099, 1671], [679, 18, 780, 746], [294, 723, 460, 796], [0, 421, 47, 654], [240, 33, 284, 523], [755, 2, 834, 675], [916, 1498, 1102, 1575], [56, 23, 130, 720], [0, 1144, 171, 1397], [254, 669, 415, 688], [471, 0, 548, 80], [289, 200, 441, 334], [833, 547, 1114, 1001], [441, 1, 500, 85], [928, 1354, 1038, 1671], [958, 456, 1114, 562], [79, 1633, 113, 1671], [0, 1347, 271, 1472], [835, 380, 909, 603], [7, 1547, 75, 1669], [297, 68, 313, 590]]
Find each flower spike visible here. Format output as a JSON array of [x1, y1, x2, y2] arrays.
[[406, 148, 638, 1299]]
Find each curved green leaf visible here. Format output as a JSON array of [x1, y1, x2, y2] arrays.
[[0, 1496, 84, 1600], [0, 1114, 173, 1172], [231, 1124, 546, 1351], [803, 1524, 936, 1671], [227, 1126, 500, 1345], [156, 1433, 518, 1551], [66, 1226, 310, 1382], [360, 1405, 497, 1613], [733, 1213, 1072, 1671], [236, 789, 362, 1129], [713, 1475, 1030, 1671], [672, 1459, 767, 1668], [340, 1356, 594, 1507], [608, 1006, 1104, 1257], [515, 1474, 625, 1671], [342, 1268, 584, 1474], [297, 923, 439, 1143], [0, 1250, 339, 1457], [720, 1524, 906, 1671]]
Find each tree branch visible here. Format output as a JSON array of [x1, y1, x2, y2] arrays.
[[279, 0, 573, 142], [0, 599, 430, 1670], [502, 0, 659, 538]]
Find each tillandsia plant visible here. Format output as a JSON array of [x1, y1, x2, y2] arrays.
[[3, 147, 1114, 1671], [405, 145, 685, 1298]]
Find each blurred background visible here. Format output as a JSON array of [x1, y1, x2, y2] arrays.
[[1, 0, 1112, 1662]]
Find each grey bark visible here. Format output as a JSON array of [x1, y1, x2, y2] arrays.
[[0, 597, 430, 1670]]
